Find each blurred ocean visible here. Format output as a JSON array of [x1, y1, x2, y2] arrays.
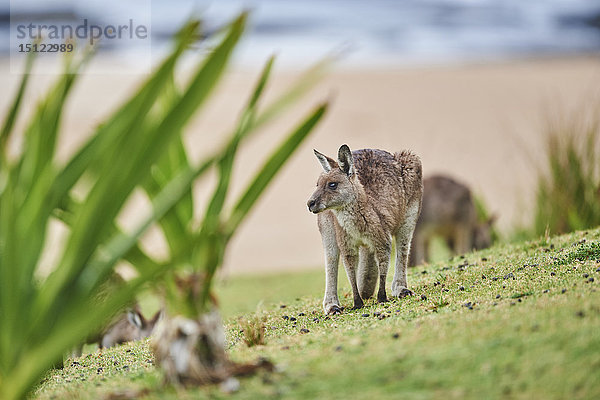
[[3, 0, 600, 67]]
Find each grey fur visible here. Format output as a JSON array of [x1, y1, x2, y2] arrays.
[[409, 175, 496, 266], [307, 144, 423, 314], [71, 306, 162, 358]]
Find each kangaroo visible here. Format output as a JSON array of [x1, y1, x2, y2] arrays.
[[101, 306, 162, 348], [307, 144, 423, 314], [409, 174, 496, 267], [71, 306, 162, 358]]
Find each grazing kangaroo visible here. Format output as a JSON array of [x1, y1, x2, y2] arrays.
[[307, 144, 423, 314], [71, 306, 161, 358], [409, 174, 496, 267]]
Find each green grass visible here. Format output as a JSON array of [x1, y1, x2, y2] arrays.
[[532, 108, 600, 237], [34, 227, 600, 399]]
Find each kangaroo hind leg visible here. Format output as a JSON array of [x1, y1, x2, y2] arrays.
[[392, 200, 420, 298], [357, 247, 377, 300]]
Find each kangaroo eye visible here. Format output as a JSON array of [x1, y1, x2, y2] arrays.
[[328, 182, 338, 189]]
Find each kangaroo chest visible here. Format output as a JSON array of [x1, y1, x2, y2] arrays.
[[333, 209, 376, 250]]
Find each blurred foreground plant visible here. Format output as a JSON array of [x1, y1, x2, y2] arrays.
[[0, 12, 327, 399], [533, 107, 600, 236], [147, 25, 327, 388]]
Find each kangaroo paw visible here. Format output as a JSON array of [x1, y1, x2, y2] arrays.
[[396, 288, 414, 298], [326, 304, 343, 315], [351, 297, 364, 310]]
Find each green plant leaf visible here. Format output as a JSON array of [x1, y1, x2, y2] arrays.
[[227, 103, 327, 236], [0, 48, 35, 155], [35, 13, 246, 324]]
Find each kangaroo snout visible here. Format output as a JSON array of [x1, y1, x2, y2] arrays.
[[307, 196, 326, 213]]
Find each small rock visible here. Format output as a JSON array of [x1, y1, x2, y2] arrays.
[[496, 294, 501, 299], [420, 294, 427, 301], [551, 272, 556, 276], [300, 328, 310, 334], [481, 257, 488, 262], [282, 315, 289, 320], [280, 305, 287, 309], [361, 313, 370, 317], [378, 314, 387, 320], [421, 270, 428, 274], [459, 286, 465, 291], [517, 299, 522, 303], [583, 273, 589, 278], [543, 289, 549, 293], [576, 311, 585, 318], [596, 266, 600, 272], [392, 333, 400, 339], [463, 302, 472, 307], [561, 288, 567, 294], [298, 312, 305, 316], [289, 317, 297, 322], [589, 277, 595, 283], [373, 312, 381, 317], [335, 346, 343, 352]]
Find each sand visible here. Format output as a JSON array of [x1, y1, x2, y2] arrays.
[[2, 55, 600, 275]]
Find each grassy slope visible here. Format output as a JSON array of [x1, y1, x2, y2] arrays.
[[35, 228, 600, 399]]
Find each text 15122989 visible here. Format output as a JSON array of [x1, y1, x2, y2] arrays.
[[18, 43, 74, 53]]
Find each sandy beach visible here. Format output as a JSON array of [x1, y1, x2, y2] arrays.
[[2, 56, 600, 275]]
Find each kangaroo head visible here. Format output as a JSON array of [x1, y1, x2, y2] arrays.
[[307, 144, 358, 214], [126, 308, 162, 339], [472, 214, 497, 250]]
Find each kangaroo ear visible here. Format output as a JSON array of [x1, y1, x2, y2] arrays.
[[314, 149, 336, 172], [127, 310, 144, 329], [487, 213, 498, 226], [337, 144, 355, 176], [150, 310, 163, 325]]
